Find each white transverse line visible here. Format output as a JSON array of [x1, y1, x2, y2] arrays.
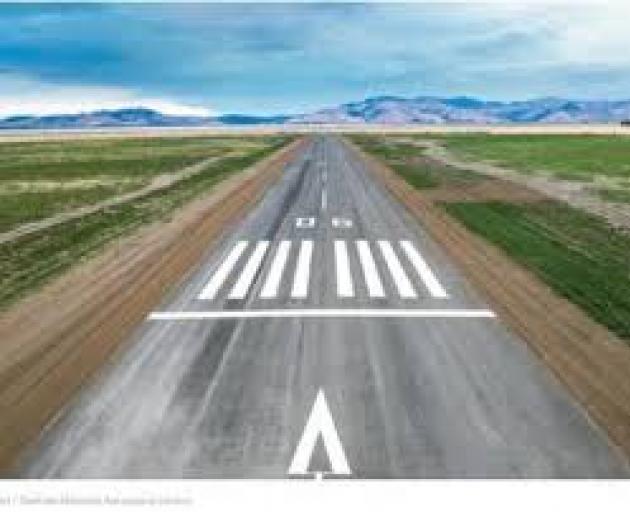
[[356, 240, 385, 298], [400, 240, 449, 299], [292, 240, 314, 298], [260, 240, 291, 299], [149, 309, 496, 320], [198, 241, 248, 300], [378, 240, 417, 299], [229, 240, 269, 299], [334, 240, 354, 297]]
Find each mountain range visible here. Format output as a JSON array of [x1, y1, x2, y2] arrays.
[[2, 96, 630, 129]]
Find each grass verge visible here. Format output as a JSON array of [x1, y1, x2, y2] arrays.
[[597, 187, 630, 204], [0, 139, 291, 309], [435, 134, 630, 180], [443, 200, 630, 341], [350, 134, 485, 188], [0, 136, 276, 233]]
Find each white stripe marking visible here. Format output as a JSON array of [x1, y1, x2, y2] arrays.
[[149, 309, 496, 320], [198, 241, 248, 300], [378, 240, 417, 299], [321, 188, 327, 211], [291, 240, 314, 298], [260, 240, 291, 299], [334, 240, 354, 297], [356, 240, 385, 298], [400, 240, 449, 299], [229, 241, 269, 299], [288, 389, 351, 476]]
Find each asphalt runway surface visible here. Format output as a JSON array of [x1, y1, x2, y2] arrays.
[[18, 135, 628, 478]]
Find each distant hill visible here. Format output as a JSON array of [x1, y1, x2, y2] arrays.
[[2, 97, 630, 129], [290, 96, 630, 124], [0, 108, 288, 130], [0, 108, 211, 129]]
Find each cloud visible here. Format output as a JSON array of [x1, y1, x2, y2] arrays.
[[0, 73, 215, 117], [1, 3, 630, 115]]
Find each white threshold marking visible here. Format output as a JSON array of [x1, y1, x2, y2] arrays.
[[229, 241, 269, 299], [149, 309, 496, 320], [288, 389, 351, 477], [400, 240, 449, 299], [378, 240, 417, 299], [356, 240, 385, 298], [334, 240, 354, 297], [260, 240, 291, 299], [292, 240, 314, 298], [198, 241, 248, 300]]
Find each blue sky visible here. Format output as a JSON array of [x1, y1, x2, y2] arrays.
[[1, 2, 630, 116]]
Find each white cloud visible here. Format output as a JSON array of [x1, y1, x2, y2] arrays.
[[0, 74, 215, 118], [463, 3, 630, 66]]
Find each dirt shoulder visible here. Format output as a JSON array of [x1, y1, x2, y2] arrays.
[[345, 137, 630, 461], [0, 137, 307, 473]]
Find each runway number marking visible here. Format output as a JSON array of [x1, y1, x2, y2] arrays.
[[288, 389, 351, 478], [332, 217, 353, 229], [296, 217, 316, 228]]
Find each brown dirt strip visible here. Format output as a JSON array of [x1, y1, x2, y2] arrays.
[[0, 137, 308, 474], [400, 152, 545, 203], [0, 154, 228, 245], [345, 137, 630, 461], [422, 179, 545, 203]]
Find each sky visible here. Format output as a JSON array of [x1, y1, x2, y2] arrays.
[[1, 2, 630, 117]]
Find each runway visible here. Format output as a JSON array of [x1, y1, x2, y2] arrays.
[[18, 135, 628, 478]]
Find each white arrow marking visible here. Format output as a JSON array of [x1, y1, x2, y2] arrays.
[[288, 389, 351, 477]]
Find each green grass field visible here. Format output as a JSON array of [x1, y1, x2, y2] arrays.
[[597, 187, 630, 204], [351, 135, 485, 188], [0, 137, 291, 309], [0, 136, 276, 233], [443, 200, 630, 341], [436, 134, 630, 180]]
